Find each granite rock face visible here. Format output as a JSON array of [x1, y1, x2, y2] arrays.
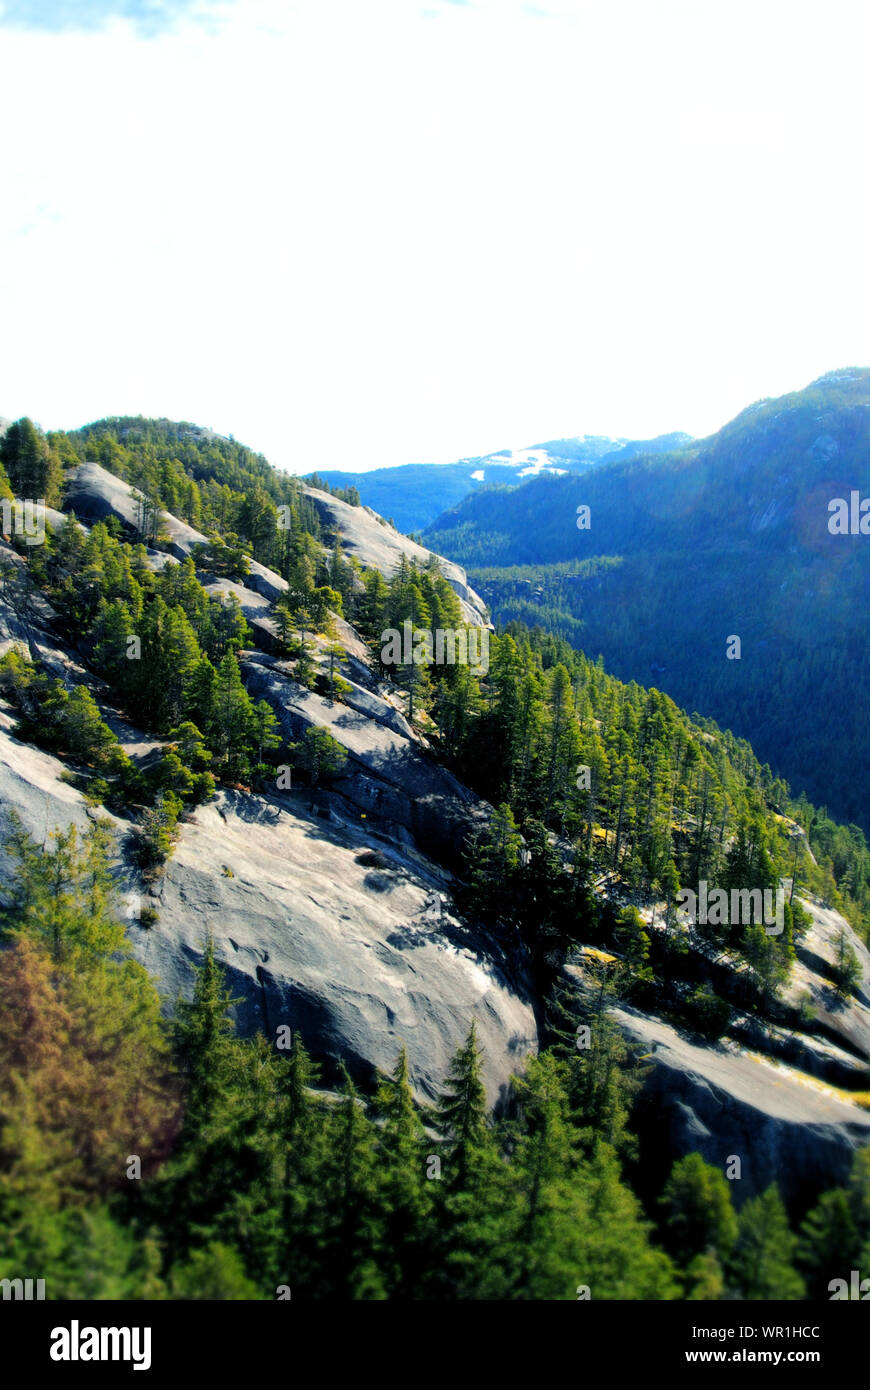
[[0, 511, 531, 1102], [0, 708, 536, 1103], [611, 896, 870, 1207], [64, 462, 490, 626], [137, 788, 535, 1103], [298, 484, 490, 627], [241, 652, 485, 870], [622, 1001, 870, 1208]]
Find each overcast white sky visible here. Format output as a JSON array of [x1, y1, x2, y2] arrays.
[[1, 0, 869, 472]]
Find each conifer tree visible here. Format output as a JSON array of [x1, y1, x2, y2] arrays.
[[319, 1067, 384, 1299], [0, 417, 62, 504], [372, 1046, 431, 1297], [212, 651, 256, 779], [433, 1020, 490, 1192], [1, 818, 128, 966], [273, 1033, 329, 1294], [467, 803, 523, 923], [423, 1023, 503, 1298], [659, 1153, 738, 1274], [797, 1187, 859, 1298], [685, 1249, 726, 1300], [173, 934, 239, 1130], [729, 1185, 805, 1299], [291, 724, 347, 785], [250, 697, 281, 773], [494, 1052, 579, 1297], [169, 1242, 262, 1299]]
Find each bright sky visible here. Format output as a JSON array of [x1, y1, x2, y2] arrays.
[[1, 0, 869, 473]]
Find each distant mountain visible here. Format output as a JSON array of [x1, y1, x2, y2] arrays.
[[531, 431, 693, 467], [424, 369, 870, 830], [315, 431, 692, 534]]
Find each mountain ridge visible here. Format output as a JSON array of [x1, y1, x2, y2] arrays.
[[313, 430, 693, 534], [423, 368, 870, 830]]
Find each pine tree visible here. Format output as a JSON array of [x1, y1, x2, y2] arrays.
[[274, 1033, 329, 1295], [552, 962, 639, 1158], [277, 1031, 318, 1145], [250, 698, 281, 774], [291, 724, 347, 785], [685, 1249, 726, 1300], [90, 598, 136, 690], [0, 417, 62, 503], [173, 934, 240, 1130], [729, 1186, 805, 1299], [212, 651, 256, 780], [1, 818, 128, 966], [0, 920, 173, 1209], [798, 1187, 859, 1298], [62, 685, 120, 766], [169, 1242, 263, 1299], [324, 640, 352, 702], [543, 663, 581, 829], [467, 802, 523, 923], [659, 1153, 738, 1274], [832, 927, 861, 1000], [0, 937, 84, 1214], [567, 1140, 678, 1299], [434, 1020, 490, 1192], [433, 662, 481, 758], [318, 1068, 384, 1299], [372, 1047, 431, 1297], [494, 1052, 579, 1297]]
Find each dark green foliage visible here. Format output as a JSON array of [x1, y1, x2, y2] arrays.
[[371, 1048, 430, 1297], [0, 417, 63, 504], [1, 410, 868, 1304], [433, 1021, 490, 1192], [290, 725, 348, 785], [191, 536, 251, 581], [134, 791, 183, 873], [140, 960, 685, 1302], [729, 1185, 805, 1299], [172, 934, 240, 1130], [682, 985, 732, 1040], [0, 840, 863, 1302], [831, 927, 862, 1000], [659, 1154, 738, 1274], [798, 1188, 859, 1298]]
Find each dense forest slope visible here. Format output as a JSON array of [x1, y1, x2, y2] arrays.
[[424, 370, 870, 830]]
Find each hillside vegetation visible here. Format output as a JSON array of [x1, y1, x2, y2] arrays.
[[1, 411, 869, 1300], [424, 370, 870, 830]]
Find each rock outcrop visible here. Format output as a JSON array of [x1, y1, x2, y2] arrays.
[[0, 496, 529, 1103], [616, 1002, 870, 1208], [64, 461, 489, 626], [298, 484, 489, 627], [241, 652, 484, 870], [598, 896, 870, 1208], [0, 707, 535, 1104]]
